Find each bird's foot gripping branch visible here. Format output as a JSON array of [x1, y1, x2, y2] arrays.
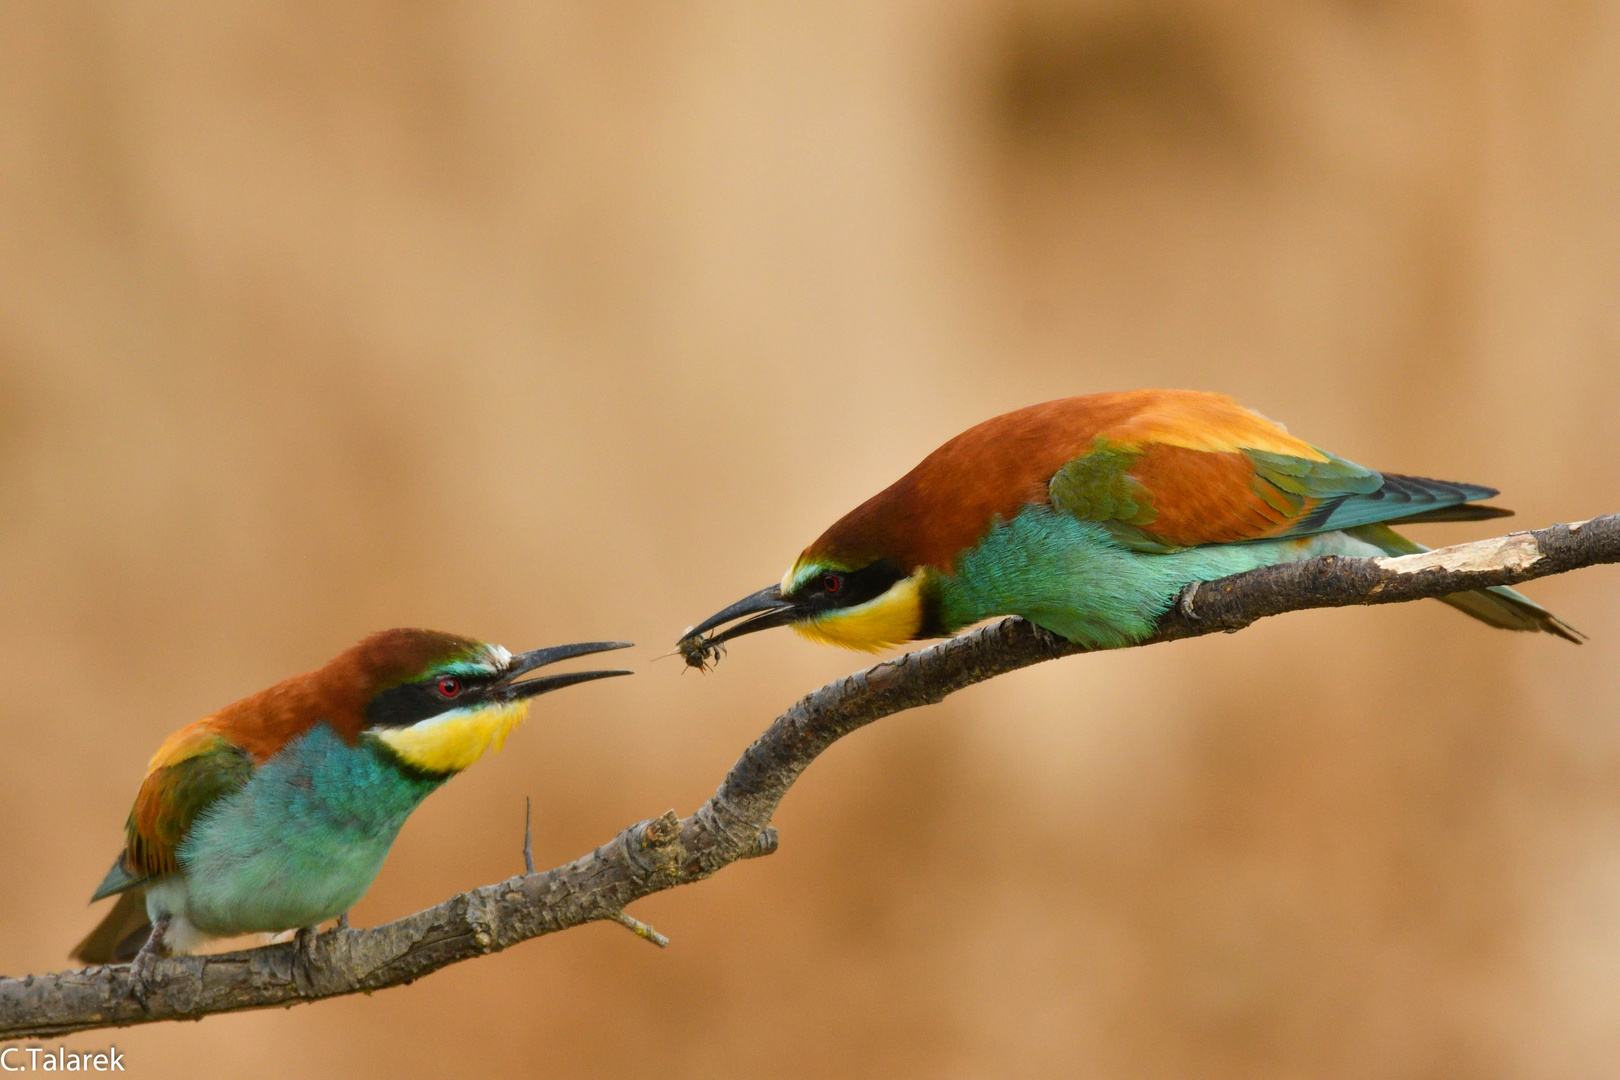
[[3, 514, 1618, 1040]]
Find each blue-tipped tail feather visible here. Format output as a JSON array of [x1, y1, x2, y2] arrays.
[[1282, 472, 1509, 537], [89, 852, 144, 902]]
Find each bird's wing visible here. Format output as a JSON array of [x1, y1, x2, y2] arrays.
[[1048, 425, 1497, 552], [119, 721, 253, 884]]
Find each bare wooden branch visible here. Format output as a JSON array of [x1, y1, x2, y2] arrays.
[[3, 515, 1616, 1041]]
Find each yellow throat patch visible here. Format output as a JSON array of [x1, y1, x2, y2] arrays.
[[791, 572, 925, 652], [371, 700, 532, 774]]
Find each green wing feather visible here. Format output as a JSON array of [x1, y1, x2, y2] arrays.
[[1267, 468, 1500, 539], [1047, 440, 1156, 525], [1048, 437, 1498, 551], [95, 728, 253, 899], [89, 853, 146, 902], [1246, 446, 1380, 501]]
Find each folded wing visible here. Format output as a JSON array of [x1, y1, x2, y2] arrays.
[[1048, 420, 1505, 552]]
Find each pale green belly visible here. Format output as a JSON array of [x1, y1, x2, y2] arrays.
[[155, 725, 443, 937], [936, 506, 1381, 649]]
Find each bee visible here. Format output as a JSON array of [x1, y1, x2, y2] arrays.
[[677, 632, 725, 672]]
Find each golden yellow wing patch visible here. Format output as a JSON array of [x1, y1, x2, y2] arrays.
[[1106, 395, 1328, 461]]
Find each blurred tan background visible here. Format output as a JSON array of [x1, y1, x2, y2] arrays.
[[1, 2, 1618, 1077]]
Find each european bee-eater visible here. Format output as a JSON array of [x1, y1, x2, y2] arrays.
[[679, 390, 1577, 665], [72, 629, 632, 992]]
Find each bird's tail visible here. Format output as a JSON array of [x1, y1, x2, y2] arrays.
[[71, 888, 152, 964], [1347, 524, 1583, 643]]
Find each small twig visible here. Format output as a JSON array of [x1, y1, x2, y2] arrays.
[[740, 826, 779, 859], [523, 796, 534, 875], [608, 911, 669, 948]]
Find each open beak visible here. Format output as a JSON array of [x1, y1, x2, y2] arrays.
[[677, 584, 800, 650], [495, 641, 634, 701]]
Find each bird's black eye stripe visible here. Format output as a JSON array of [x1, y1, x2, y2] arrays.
[[367, 674, 492, 729], [794, 560, 905, 611]]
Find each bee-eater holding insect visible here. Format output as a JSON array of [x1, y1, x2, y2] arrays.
[[72, 629, 632, 995], [678, 390, 1578, 667]]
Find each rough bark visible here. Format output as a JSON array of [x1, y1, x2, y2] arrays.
[[3, 515, 1616, 1041]]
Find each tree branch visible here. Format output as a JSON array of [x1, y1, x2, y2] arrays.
[[4, 515, 1616, 1041]]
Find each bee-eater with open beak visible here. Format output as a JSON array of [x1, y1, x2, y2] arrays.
[[72, 629, 632, 992], [679, 390, 1577, 665]]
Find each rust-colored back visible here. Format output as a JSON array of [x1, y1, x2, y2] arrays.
[[802, 390, 1318, 571]]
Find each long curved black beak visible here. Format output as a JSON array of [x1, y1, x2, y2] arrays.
[[678, 585, 800, 650], [496, 641, 634, 701]]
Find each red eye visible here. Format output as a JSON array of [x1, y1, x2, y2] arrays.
[[436, 677, 462, 698], [823, 573, 842, 593]]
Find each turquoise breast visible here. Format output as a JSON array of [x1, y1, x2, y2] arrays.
[[174, 724, 444, 936]]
